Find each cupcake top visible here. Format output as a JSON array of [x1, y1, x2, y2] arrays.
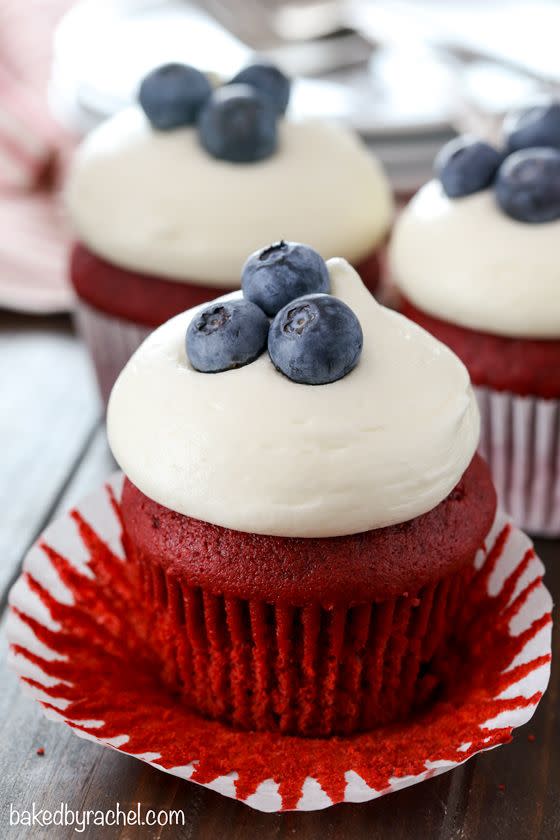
[[390, 102, 560, 339], [66, 63, 392, 289], [107, 255, 479, 538], [390, 181, 560, 339]]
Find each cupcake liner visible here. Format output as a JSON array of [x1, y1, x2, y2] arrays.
[[134, 552, 473, 737], [7, 474, 552, 813], [74, 300, 151, 405], [476, 386, 560, 537]]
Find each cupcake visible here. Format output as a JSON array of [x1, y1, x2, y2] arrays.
[[66, 62, 393, 404], [390, 102, 560, 536], [106, 243, 495, 737]]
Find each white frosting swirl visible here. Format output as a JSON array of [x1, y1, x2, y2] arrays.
[[107, 259, 479, 537], [390, 180, 560, 339], [66, 106, 393, 287]]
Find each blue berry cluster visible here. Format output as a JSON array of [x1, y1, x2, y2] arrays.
[[186, 242, 363, 385], [138, 61, 291, 163], [435, 102, 560, 223]]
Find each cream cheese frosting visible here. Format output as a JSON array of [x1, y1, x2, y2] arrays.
[[107, 259, 480, 538], [390, 179, 560, 339], [66, 106, 393, 287]]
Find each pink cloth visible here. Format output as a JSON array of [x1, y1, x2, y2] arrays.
[[0, 64, 58, 190], [0, 0, 75, 312]]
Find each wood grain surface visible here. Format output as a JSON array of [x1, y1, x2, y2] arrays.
[[0, 313, 558, 839]]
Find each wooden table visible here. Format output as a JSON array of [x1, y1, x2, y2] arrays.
[[1, 311, 558, 839]]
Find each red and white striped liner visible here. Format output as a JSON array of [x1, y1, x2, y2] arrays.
[[476, 387, 560, 537], [6, 474, 552, 812]]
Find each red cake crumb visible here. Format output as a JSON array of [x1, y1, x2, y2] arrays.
[[36, 747, 45, 756], [70, 242, 382, 328], [120, 454, 496, 605], [528, 734, 536, 742], [400, 296, 560, 399], [114, 455, 496, 735]]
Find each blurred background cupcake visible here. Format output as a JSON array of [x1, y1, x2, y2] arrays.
[[65, 59, 393, 404], [8, 0, 560, 405], [390, 102, 560, 536]]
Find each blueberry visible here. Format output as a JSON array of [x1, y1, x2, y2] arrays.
[[268, 295, 363, 385], [242, 241, 329, 317], [186, 299, 269, 373], [138, 63, 212, 130], [435, 136, 503, 198], [198, 85, 277, 163], [504, 102, 560, 153], [229, 63, 291, 115], [495, 148, 560, 223]]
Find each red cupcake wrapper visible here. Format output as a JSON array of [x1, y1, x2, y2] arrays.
[[136, 552, 473, 736], [476, 386, 560, 537], [7, 475, 552, 812], [74, 301, 151, 405]]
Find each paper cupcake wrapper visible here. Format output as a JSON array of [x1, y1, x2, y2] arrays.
[[476, 386, 560, 537], [7, 475, 552, 813], [74, 301, 152, 406], [136, 557, 473, 737]]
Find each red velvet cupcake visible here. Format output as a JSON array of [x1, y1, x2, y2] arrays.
[[66, 63, 393, 404], [119, 455, 494, 736], [390, 113, 560, 535], [107, 252, 494, 736]]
